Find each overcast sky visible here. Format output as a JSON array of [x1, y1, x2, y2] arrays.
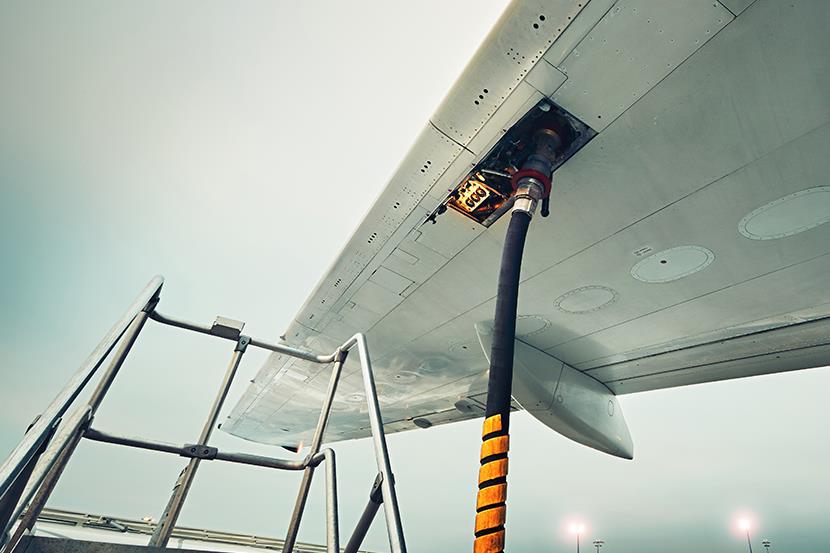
[[1, 2, 828, 552]]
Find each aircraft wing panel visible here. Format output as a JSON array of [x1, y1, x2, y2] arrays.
[[598, 316, 830, 394], [224, 0, 830, 448]]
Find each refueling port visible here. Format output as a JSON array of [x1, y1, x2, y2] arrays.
[[436, 99, 596, 226]]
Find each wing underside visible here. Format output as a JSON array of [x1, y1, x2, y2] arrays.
[[224, 0, 830, 447]]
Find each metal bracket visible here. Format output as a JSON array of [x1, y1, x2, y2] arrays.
[[141, 296, 161, 314], [181, 444, 218, 460], [99, 517, 128, 533], [369, 473, 384, 505], [235, 335, 251, 353], [210, 316, 245, 340]]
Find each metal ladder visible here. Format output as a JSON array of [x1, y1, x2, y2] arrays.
[[0, 276, 407, 553]]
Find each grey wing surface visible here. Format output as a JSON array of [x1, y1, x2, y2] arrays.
[[224, 0, 830, 448]]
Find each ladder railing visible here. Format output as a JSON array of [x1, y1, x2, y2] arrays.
[[0, 276, 407, 553]]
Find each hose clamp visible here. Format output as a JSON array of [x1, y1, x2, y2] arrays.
[[511, 169, 552, 198], [512, 178, 545, 216]]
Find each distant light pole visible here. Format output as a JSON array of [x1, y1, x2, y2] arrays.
[[739, 518, 754, 553], [569, 522, 585, 553], [593, 539, 604, 553], [762, 539, 771, 552]]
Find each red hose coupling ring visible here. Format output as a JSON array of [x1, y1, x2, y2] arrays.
[[511, 169, 552, 198]]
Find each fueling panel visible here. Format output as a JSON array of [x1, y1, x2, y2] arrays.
[[429, 99, 596, 227]]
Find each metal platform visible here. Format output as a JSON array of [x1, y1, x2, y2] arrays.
[[0, 277, 406, 553], [15, 536, 207, 553], [12, 507, 374, 553]]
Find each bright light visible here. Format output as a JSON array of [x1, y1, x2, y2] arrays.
[[569, 522, 586, 535], [738, 517, 752, 531]]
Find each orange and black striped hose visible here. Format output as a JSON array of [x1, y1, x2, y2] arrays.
[[474, 209, 532, 553], [474, 414, 510, 553]]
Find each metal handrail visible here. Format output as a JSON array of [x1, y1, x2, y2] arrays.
[[0, 276, 163, 501], [82, 428, 318, 471], [149, 310, 337, 364], [147, 310, 407, 553], [0, 276, 407, 553]]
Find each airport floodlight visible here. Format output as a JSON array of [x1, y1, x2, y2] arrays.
[[569, 522, 586, 534], [736, 516, 754, 553], [568, 522, 586, 553]]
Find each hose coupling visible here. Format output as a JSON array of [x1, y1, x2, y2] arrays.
[[512, 178, 546, 217]]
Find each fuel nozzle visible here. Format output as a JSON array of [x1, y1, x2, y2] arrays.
[[511, 126, 564, 218]]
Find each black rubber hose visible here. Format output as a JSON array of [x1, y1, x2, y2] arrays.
[[473, 209, 532, 553], [485, 209, 531, 425]]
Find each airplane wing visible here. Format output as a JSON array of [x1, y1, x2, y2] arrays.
[[223, 0, 830, 450]]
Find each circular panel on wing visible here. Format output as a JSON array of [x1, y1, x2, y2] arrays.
[[554, 285, 618, 314], [630, 245, 715, 283], [515, 315, 550, 336], [739, 186, 830, 240]]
